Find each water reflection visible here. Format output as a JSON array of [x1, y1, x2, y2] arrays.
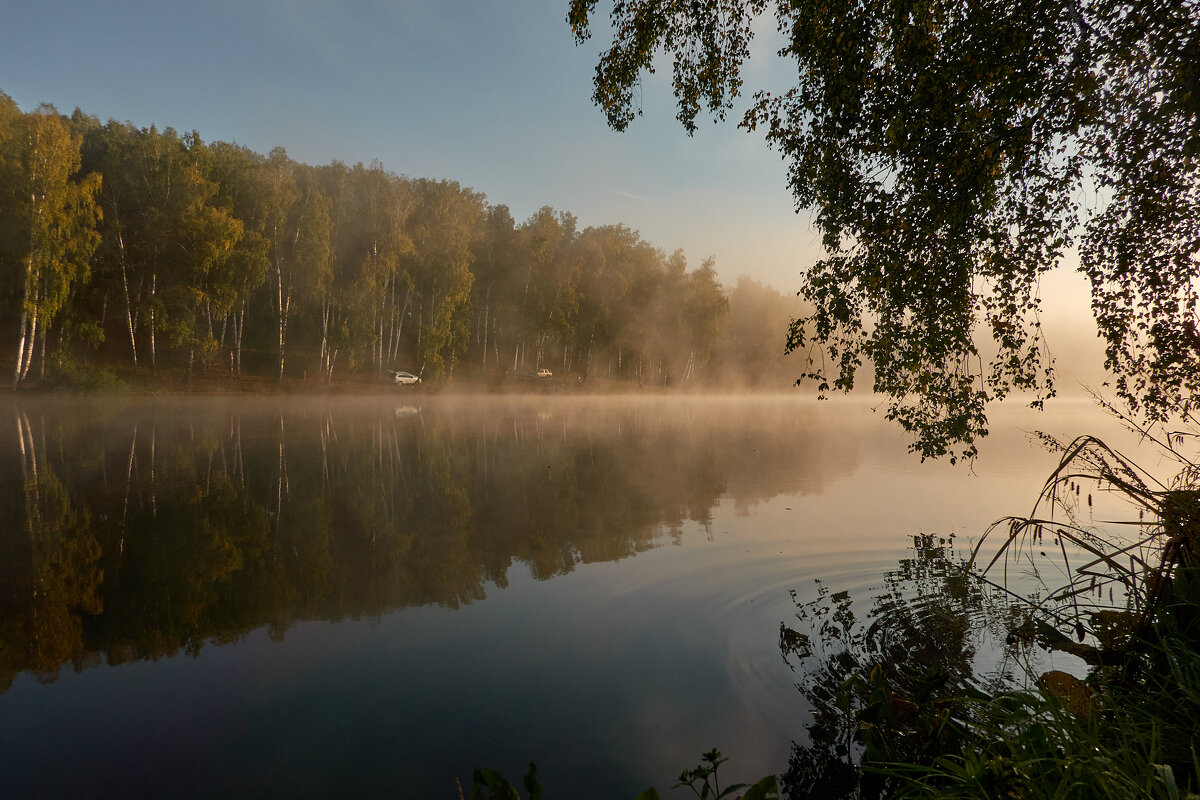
[[0, 396, 856, 692], [778, 535, 1032, 799]]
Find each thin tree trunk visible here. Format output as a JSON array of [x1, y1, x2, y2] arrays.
[[390, 287, 412, 367], [586, 329, 594, 378], [386, 273, 396, 365], [149, 272, 157, 374], [276, 263, 285, 381], [481, 285, 490, 367], [376, 312, 384, 370], [15, 184, 37, 387], [493, 314, 501, 368], [319, 296, 330, 376], [12, 309, 29, 389], [38, 320, 46, 380], [276, 264, 289, 383], [234, 303, 245, 380], [116, 228, 138, 367], [19, 308, 39, 381]]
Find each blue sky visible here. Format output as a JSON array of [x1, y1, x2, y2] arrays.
[[0, 0, 826, 292]]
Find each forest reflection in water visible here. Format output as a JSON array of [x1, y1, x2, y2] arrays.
[[0, 395, 1121, 798], [0, 395, 857, 689]]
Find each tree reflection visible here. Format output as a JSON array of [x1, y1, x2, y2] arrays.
[[779, 534, 1021, 800], [0, 411, 104, 691], [0, 398, 851, 689]]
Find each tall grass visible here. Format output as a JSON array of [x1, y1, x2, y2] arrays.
[[888, 406, 1199, 798], [782, 401, 1200, 799], [968, 399, 1199, 662]]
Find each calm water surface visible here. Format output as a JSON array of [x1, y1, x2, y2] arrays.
[[0, 395, 1131, 798]]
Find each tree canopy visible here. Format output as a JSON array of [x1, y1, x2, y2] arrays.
[[569, 0, 1200, 460], [0, 91, 805, 391]]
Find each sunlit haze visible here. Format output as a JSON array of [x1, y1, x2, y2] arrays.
[[0, 0, 1106, 390]]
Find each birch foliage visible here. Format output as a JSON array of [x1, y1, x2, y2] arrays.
[[569, 0, 1200, 461]]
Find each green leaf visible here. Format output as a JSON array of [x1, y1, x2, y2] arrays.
[[738, 775, 780, 800], [470, 766, 523, 800]]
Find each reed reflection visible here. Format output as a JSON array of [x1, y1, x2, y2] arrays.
[[778, 535, 1023, 800]]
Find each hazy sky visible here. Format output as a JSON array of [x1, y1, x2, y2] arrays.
[[0, 0, 830, 293]]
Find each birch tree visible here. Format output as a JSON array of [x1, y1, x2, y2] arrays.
[[161, 134, 244, 380], [1, 103, 101, 387], [207, 141, 271, 379], [570, 0, 1200, 460], [260, 149, 330, 382], [403, 180, 483, 381]]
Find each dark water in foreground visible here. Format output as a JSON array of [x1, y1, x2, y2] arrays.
[[0, 395, 1125, 798]]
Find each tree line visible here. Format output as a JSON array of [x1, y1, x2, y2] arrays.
[[0, 92, 801, 390]]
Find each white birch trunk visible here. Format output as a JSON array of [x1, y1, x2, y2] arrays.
[[19, 308, 39, 381], [12, 310, 28, 389], [149, 272, 157, 373], [116, 229, 138, 367]]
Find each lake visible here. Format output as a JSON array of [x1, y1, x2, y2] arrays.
[[0, 395, 1135, 798]]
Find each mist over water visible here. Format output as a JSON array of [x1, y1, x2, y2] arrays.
[[0, 394, 1133, 798]]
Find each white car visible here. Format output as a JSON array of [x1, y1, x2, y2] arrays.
[[536, 368, 552, 378], [391, 371, 421, 386]]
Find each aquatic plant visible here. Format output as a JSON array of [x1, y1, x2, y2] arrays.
[[780, 403, 1200, 799], [969, 400, 1200, 663], [466, 751, 779, 800]]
